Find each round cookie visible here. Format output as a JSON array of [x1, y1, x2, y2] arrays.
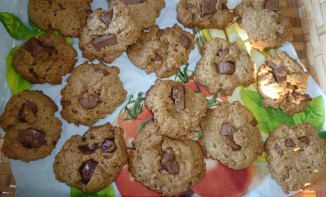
[[199, 102, 263, 170], [108, 0, 165, 29], [127, 24, 195, 78], [60, 63, 127, 126], [28, 0, 93, 37], [265, 123, 326, 193], [79, 5, 142, 63], [13, 34, 77, 84], [257, 49, 311, 116], [145, 79, 207, 139], [129, 122, 206, 196], [177, 0, 234, 29], [0, 90, 62, 162], [194, 38, 255, 96], [54, 123, 128, 193]]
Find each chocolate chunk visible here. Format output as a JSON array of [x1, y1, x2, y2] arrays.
[[18, 128, 46, 149], [25, 37, 57, 57], [79, 159, 98, 185], [153, 54, 162, 61], [298, 136, 309, 145], [220, 124, 241, 150], [124, 0, 145, 4], [92, 35, 117, 51], [275, 143, 283, 156], [94, 68, 108, 76], [218, 48, 229, 57], [285, 138, 296, 147], [161, 148, 179, 174], [156, 29, 164, 39], [216, 61, 236, 75], [201, 0, 217, 17], [101, 138, 117, 153], [272, 66, 287, 83], [179, 33, 191, 50], [221, 3, 228, 10], [264, 0, 279, 11], [100, 9, 113, 25], [79, 93, 102, 109], [78, 143, 99, 154], [19, 101, 38, 123], [171, 84, 185, 110]]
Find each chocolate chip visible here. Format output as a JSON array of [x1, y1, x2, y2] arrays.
[[156, 29, 164, 39], [216, 61, 236, 75], [100, 9, 113, 25], [220, 124, 241, 150], [101, 138, 117, 153], [78, 143, 99, 154], [18, 128, 46, 149], [272, 66, 287, 83], [171, 84, 185, 110], [153, 54, 162, 61], [298, 136, 309, 145], [161, 148, 179, 174], [264, 0, 279, 11], [79, 93, 102, 109], [94, 68, 108, 76], [275, 143, 283, 156], [79, 159, 98, 185], [179, 33, 191, 50], [19, 101, 38, 123], [221, 3, 228, 10], [124, 0, 145, 4], [92, 35, 117, 51], [218, 48, 229, 57], [61, 100, 71, 107], [201, 0, 217, 17], [285, 138, 296, 147], [25, 37, 57, 57]]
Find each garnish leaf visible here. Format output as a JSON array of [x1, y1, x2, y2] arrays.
[[138, 117, 154, 132], [175, 63, 192, 83], [118, 92, 145, 120], [54, 31, 74, 45], [206, 92, 222, 107], [71, 184, 114, 197], [191, 129, 204, 140], [319, 132, 326, 139]]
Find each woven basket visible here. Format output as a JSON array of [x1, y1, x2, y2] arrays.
[[0, 0, 325, 196]]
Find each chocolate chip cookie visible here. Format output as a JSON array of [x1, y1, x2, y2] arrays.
[[0, 90, 62, 162], [177, 0, 234, 29], [194, 38, 255, 96], [54, 123, 128, 193], [28, 0, 93, 37], [257, 50, 311, 116], [127, 25, 195, 78], [13, 34, 77, 84], [145, 80, 207, 139], [60, 63, 127, 126], [79, 5, 142, 63], [108, 0, 165, 29], [199, 102, 263, 170], [265, 123, 326, 193], [129, 122, 206, 196]]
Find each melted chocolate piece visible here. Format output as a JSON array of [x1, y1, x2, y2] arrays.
[[156, 29, 164, 39], [264, 0, 279, 11], [216, 61, 236, 75], [79, 159, 98, 184], [79, 93, 102, 109], [161, 148, 179, 174], [101, 138, 117, 153], [124, 0, 145, 4], [25, 37, 57, 57], [19, 101, 38, 123], [220, 124, 241, 150], [218, 48, 229, 57], [78, 143, 99, 154], [171, 84, 185, 110], [285, 138, 296, 147], [298, 136, 309, 145], [153, 54, 162, 61], [18, 128, 46, 149], [272, 66, 287, 83], [92, 35, 117, 51], [275, 143, 283, 156], [201, 0, 217, 17], [100, 9, 113, 25], [179, 33, 191, 50]]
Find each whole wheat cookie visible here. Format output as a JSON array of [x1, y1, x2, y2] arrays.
[[145, 80, 207, 139], [108, 0, 165, 29], [129, 122, 206, 196], [199, 102, 263, 170], [257, 50, 311, 116], [54, 123, 128, 193], [60, 63, 127, 126], [127, 25, 195, 78], [194, 38, 255, 96], [28, 0, 93, 37], [79, 5, 142, 63], [0, 90, 62, 162], [265, 123, 326, 193], [177, 0, 234, 29], [13, 34, 77, 84]]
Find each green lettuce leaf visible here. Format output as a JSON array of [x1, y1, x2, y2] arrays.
[[71, 184, 114, 197], [6, 47, 32, 95], [319, 132, 326, 139]]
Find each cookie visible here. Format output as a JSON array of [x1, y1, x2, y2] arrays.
[[54, 123, 128, 193], [129, 122, 206, 196], [79, 5, 142, 63], [0, 90, 62, 162], [108, 0, 165, 29], [257, 50, 311, 116], [194, 38, 255, 96], [265, 123, 326, 193], [199, 102, 263, 170], [145, 80, 207, 139], [127, 25, 195, 78], [177, 0, 234, 29], [28, 0, 93, 37], [13, 34, 77, 84], [60, 63, 127, 126]]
